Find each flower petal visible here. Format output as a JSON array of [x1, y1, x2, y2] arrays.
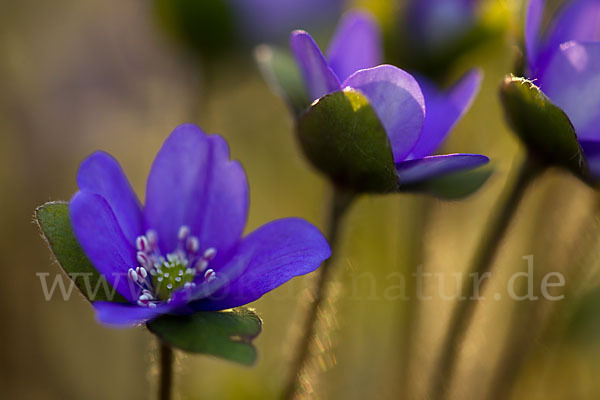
[[539, 42, 600, 141], [191, 218, 331, 311], [525, 0, 545, 73], [326, 10, 382, 82], [76, 151, 143, 245], [409, 69, 482, 159], [546, 0, 600, 54], [343, 65, 426, 162], [395, 153, 489, 186], [580, 139, 600, 179], [290, 30, 341, 100], [69, 191, 138, 303], [144, 124, 249, 262], [92, 301, 173, 328]]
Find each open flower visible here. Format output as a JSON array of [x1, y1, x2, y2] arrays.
[[69, 124, 330, 327], [525, 0, 600, 178], [289, 11, 489, 193]]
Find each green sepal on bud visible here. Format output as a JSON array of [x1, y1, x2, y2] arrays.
[[499, 75, 589, 181], [296, 89, 399, 194], [254, 45, 311, 118]]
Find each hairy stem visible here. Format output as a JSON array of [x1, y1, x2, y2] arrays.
[[429, 156, 542, 400], [282, 186, 354, 400], [158, 341, 174, 400]]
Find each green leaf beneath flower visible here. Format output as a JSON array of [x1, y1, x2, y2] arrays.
[[297, 89, 399, 193], [254, 45, 310, 117], [402, 165, 494, 200], [499, 75, 589, 180], [35, 201, 126, 303], [147, 308, 262, 366]]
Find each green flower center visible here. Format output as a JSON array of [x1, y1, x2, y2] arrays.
[[152, 258, 196, 300]]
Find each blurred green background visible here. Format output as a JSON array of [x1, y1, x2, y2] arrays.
[[1, 0, 600, 398]]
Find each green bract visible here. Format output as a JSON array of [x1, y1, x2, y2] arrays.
[[499, 75, 589, 180], [297, 89, 399, 193], [401, 166, 494, 200], [255, 45, 310, 117], [35, 202, 127, 303], [148, 308, 262, 366]]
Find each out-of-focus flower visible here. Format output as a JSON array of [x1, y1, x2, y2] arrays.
[[397, 0, 500, 80], [154, 0, 345, 59], [405, 0, 480, 51], [68, 124, 331, 327], [288, 11, 488, 194], [522, 0, 600, 178], [227, 0, 345, 45]]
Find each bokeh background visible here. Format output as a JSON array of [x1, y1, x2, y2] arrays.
[[1, 0, 600, 398]]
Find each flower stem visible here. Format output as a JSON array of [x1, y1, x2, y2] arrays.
[[282, 185, 354, 400], [429, 156, 543, 400], [158, 341, 174, 400], [397, 197, 430, 398], [487, 193, 600, 400]]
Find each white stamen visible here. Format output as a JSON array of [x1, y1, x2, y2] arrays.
[[146, 230, 158, 248], [178, 226, 190, 241], [136, 266, 148, 279], [186, 237, 199, 253], [204, 269, 216, 282], [195, 259, 208, 272], [148, 303, 157, 309], [167, 283, 173, 290], [203, 247, 217, 260], [127, 268, 138, 282], [136, 236, 149, 252], [137, 252, 149, 268], [175, 277, 181, 282]]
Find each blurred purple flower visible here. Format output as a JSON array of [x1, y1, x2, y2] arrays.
[[228, 0, 345, 44], [290, 11, 488, 187], [69, 124, 330, 327], [526, 0, 600, 177], [406, 0, 480, 50]]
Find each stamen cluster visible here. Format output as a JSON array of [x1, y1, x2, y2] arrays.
[[127, 226, 217, 307]]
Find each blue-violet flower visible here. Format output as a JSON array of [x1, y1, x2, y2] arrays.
[[69, 124, 331, 327], [405, 0, 480, 51], [526, 0, 600, 178], [290, 10, 489, 188]]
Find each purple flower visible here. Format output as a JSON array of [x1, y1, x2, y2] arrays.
[[290, 11, 488, 188], [69, 124, 331, 327], [228, 0, 345, 44], [526, 0, 600, 178], [406, 0, 480, 50]]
